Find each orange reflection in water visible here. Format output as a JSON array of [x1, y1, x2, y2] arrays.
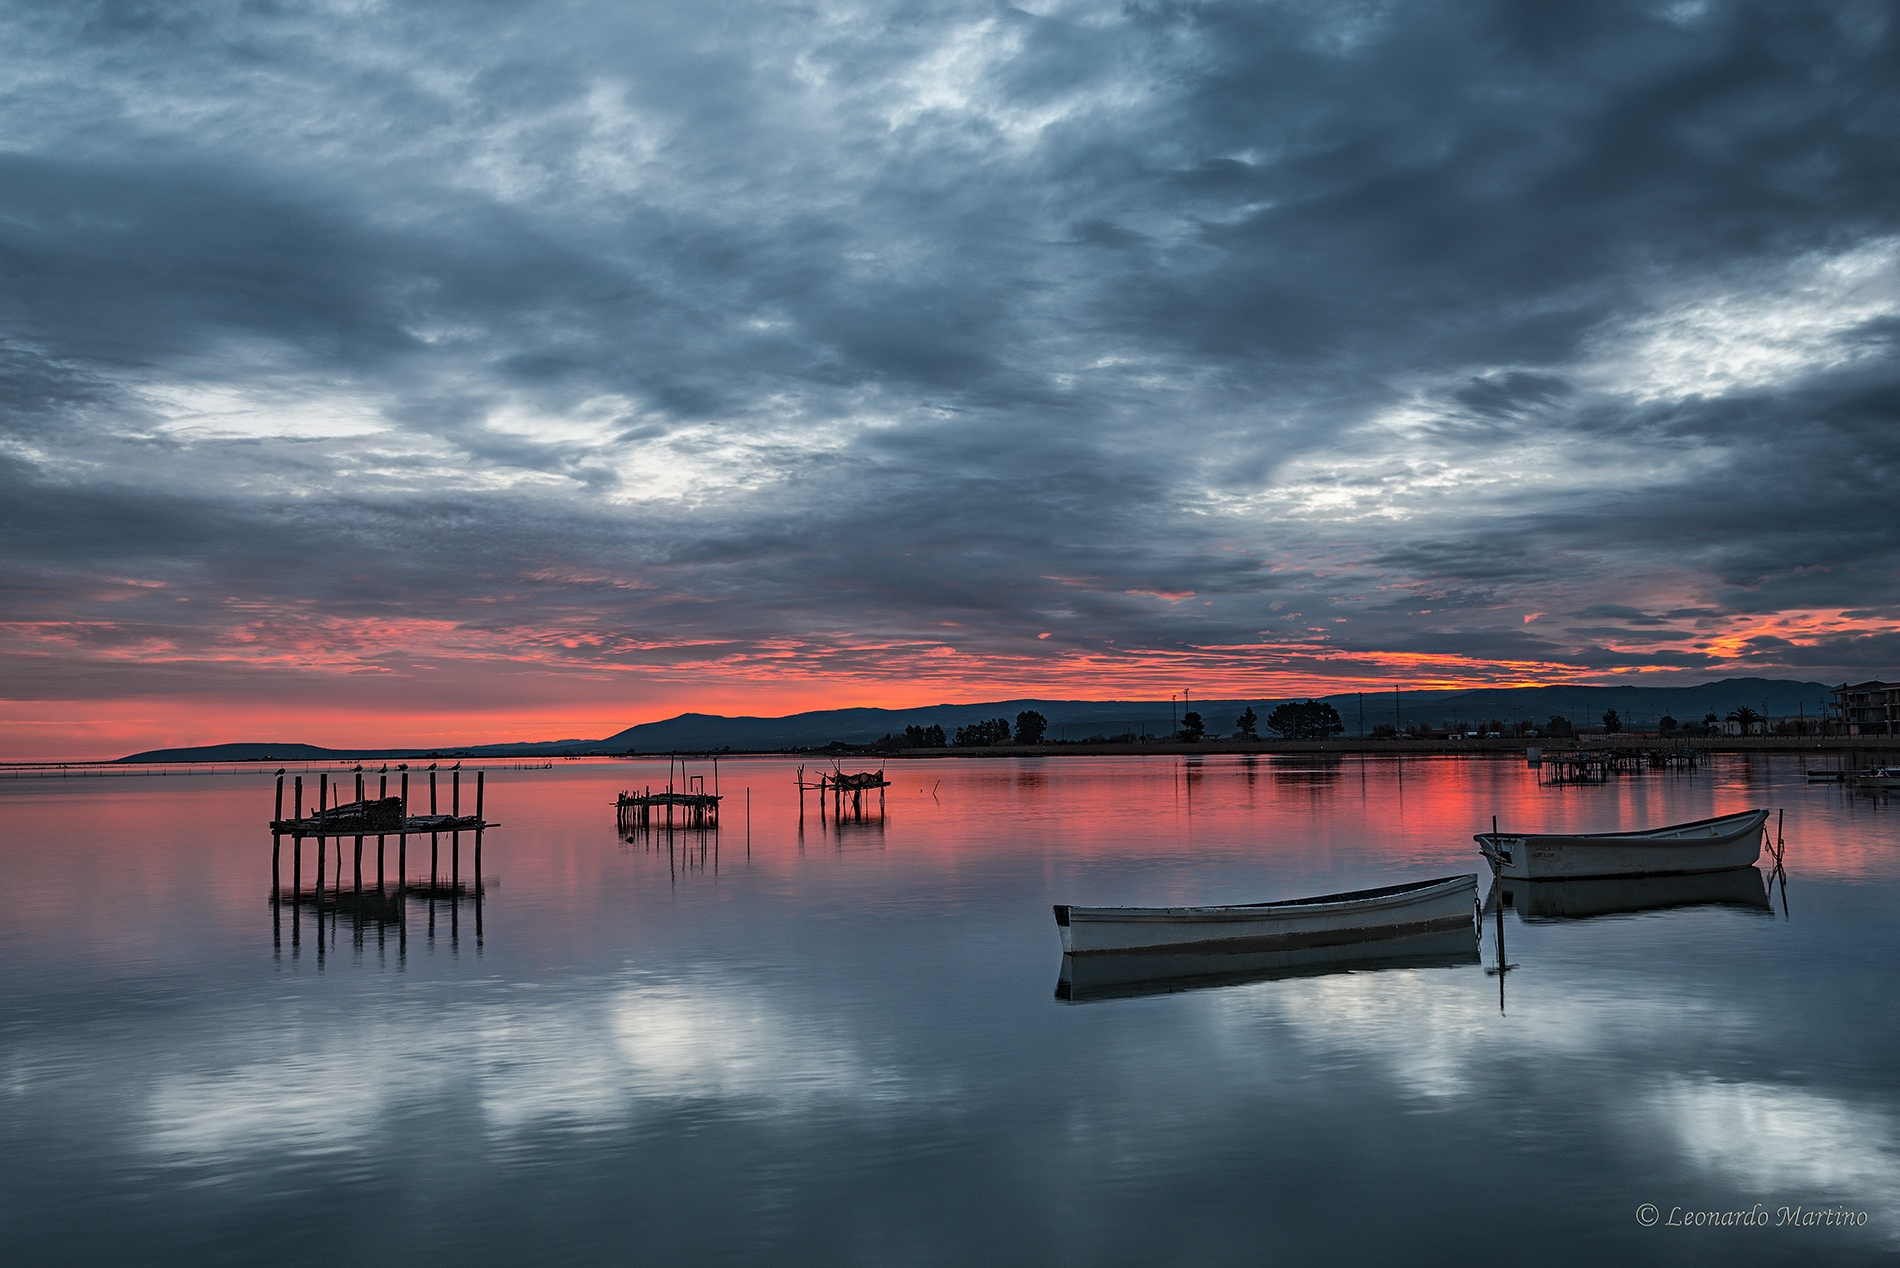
[[2, 753, 1892, 979]]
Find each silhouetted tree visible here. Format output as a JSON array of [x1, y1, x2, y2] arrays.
[[1602, 709, 1622, 733], [1265, 700, 1346, 740], [904, 723, 946, 748], [954, 718, 1011, 746], [1014, 710, 1048, 745], [1726, 706, 1764, 735], [1179, 711, 1206, 741], [1234, 706, 1259, 738], [1369, 723, 1398, 739], [1659, 714, 1678, 734], [1546, 715, 1576, 738]]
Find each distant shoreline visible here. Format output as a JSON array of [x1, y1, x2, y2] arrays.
[[6, 733, 1896, 769]]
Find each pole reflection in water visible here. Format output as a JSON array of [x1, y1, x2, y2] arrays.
[[4, 753, 1894, 1267]]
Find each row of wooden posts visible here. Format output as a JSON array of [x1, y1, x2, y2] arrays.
[[270, 767, 485, 910]]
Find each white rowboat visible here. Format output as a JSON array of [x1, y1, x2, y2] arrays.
[[1053, 875, 1479, 957], [1475, 809, 1768, 880]]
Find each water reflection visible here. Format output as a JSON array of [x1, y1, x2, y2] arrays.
[[1496, 867, 1773, 922], [1055, 925, 1480, 1002], [2, 754, 1894, 1264]]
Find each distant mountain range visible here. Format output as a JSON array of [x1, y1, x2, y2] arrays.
[[115, 677, 1841, 761]]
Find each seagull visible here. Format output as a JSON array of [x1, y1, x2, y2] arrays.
[[378, 763, 388, 774], [352, 764, 363, 773], [427, 762, 438, 771], [274, 767, 286, 776]]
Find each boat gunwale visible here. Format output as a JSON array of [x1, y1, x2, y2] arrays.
[[1056, 874, 1476, 925], [1473, 808, 1767, 849]]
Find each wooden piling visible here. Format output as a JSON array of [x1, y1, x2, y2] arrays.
[[474, 771, 484, 891], [273, 774, 284, 901], [293, 774, 303, 899], [376, 772, 387, 889], [317, 773, 327, 910]]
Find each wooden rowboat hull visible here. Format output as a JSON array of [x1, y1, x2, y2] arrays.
[[1475, 809, 1767, 880], [1054, 875, 1479, 957]]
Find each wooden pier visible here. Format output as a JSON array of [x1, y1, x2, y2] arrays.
[[617, 756, 722, 831], [796, 764, 890, 819], [267, 766, 495, 911], [1538, 747, 1700, 785]]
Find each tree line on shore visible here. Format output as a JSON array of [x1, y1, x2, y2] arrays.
[[872, 701, 1359, 749], [865, 700, 1811, 750]]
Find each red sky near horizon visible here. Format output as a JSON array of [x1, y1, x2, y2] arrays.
[[4, 4, 1896, 761]]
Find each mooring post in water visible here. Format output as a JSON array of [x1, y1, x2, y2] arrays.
[[400, 770, 409, 818], [317, 774, 328, 910], [474, 771, 484, 892], [429, 767, 439, 893], [354, 834, 363, 894], [356, 770, 364, 804], [377, 833, 385, 891], [452, 769, 461, 893], [273, 774, 284, 902], [293, 776, 304, 900]]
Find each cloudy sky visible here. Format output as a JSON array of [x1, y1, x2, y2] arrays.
[[3, 0, 1897, 755]]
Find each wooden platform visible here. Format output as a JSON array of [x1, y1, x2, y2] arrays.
[[270, 797, 495, 839]]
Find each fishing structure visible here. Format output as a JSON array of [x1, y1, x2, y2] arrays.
[[617, 756, 723, 830], [795, 763, 890, 820], [267, 764, 495, 961]]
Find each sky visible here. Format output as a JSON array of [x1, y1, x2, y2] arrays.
[[2, 0, 1898, 758]]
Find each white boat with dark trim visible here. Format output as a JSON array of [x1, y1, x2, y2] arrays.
[[1475, 809, 1768, 880], [1853, 766, 1900, 789], [1053, 875, 1479, 957]]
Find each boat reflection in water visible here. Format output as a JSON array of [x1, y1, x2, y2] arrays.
[[1055, 925, 1480, 1003], [1495, 866, 1772, 923]]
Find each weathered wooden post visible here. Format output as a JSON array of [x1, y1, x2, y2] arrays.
[[293, 775, 304, 899], [474, 771, 484, 893], [273, 774, 284, 902], [317, 773, 327, 910], [452, 769, 461, 893], [377, 772, 388, 889], [356, 770, 364, 804], [354, 834, 363, 894], [399, 771, 409, 898], [430, 768, 439, 894]]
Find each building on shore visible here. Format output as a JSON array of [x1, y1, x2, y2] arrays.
[[1832, 680, 1900, 736]]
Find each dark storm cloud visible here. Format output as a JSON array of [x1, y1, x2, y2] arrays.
[[3, 0, 1899, 718]]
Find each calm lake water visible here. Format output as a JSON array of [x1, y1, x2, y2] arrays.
[[2, 753, 1896, 1265]]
